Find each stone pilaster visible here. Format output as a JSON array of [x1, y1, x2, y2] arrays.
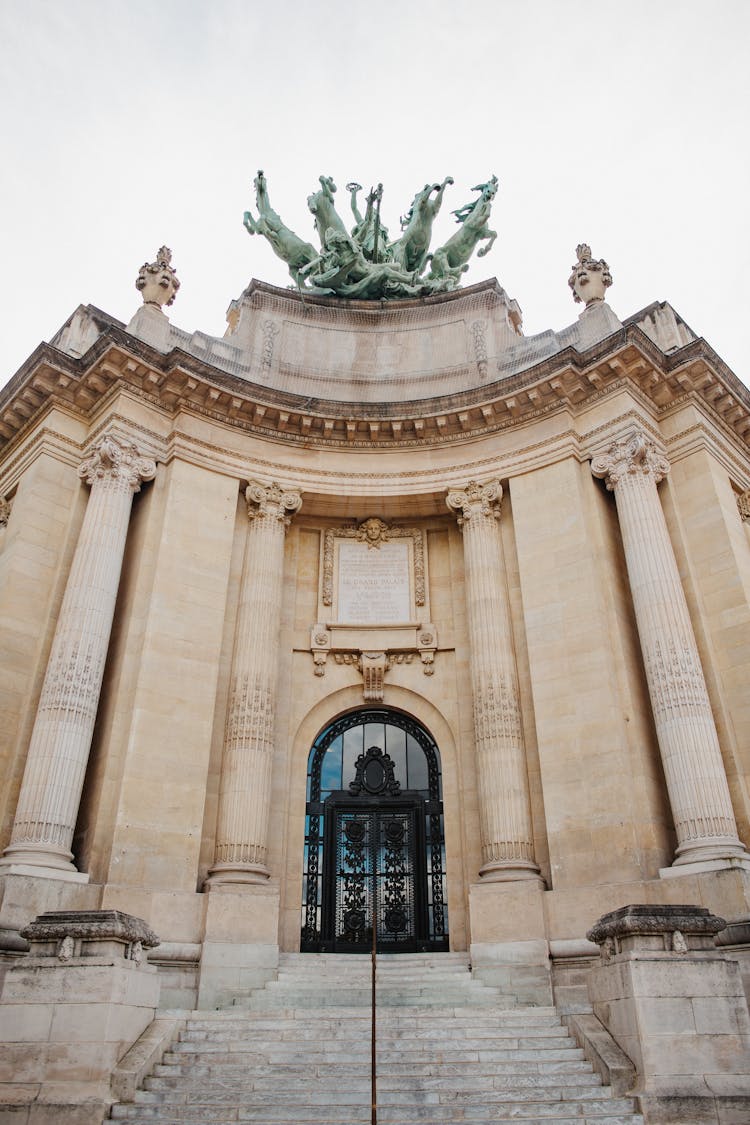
[[207, 480, 302, 886], [0, 436, 155, 879], [592, 429, 749, 871], [446, 480, 541, 882]]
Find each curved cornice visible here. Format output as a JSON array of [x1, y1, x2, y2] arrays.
[[1, 307, 748, 460]]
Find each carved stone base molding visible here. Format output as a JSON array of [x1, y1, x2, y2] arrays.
[[310, 623, 437, 699]]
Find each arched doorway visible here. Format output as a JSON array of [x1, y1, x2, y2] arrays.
[[301, 708, 449, 953]]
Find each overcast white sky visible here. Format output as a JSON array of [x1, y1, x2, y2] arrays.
[[1, 0, 748, 389]]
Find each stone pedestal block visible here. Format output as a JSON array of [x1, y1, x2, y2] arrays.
[[0, 910, 160, 1125], [468, 880, 552, 1005], [197, 883, 280, 1009], [587, 904, 750, 1123]]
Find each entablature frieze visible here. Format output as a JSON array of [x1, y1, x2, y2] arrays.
[[4, 402, 748, 512], [1, 321, 748, 465]]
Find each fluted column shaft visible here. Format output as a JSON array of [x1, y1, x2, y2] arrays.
[[447, 480, 540, 882], [592, 430, 748, 868], [207, 481, 302, 885], [1, 437, 155, 876]]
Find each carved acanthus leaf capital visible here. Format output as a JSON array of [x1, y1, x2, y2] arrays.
[[245, 480, 302, 525], [738, 490, 750, 523], [0, 496, 10, 527], [446, 479, 502, 526], [78, 437, 157, 491], [591, 431, 669, 491]]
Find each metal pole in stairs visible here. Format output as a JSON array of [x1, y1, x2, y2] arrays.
[[371, 870, 377, 1124]]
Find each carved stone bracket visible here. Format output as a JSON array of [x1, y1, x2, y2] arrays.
[[360, 651, 388, 701], [310, 624, 331, 676], [312, 622, 438, 698]]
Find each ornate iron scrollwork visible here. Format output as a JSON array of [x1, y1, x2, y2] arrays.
[[349, 746, 401, 797]]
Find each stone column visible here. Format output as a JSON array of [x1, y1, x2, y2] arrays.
[[446, 480, 541, 882], [0, 436, 155, 879], [207, 480, 302, 886], [592, 429, 749, 871]]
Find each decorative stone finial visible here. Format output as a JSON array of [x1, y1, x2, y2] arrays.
[[568, 243, 612, 307], [136, 246, 180, 308]]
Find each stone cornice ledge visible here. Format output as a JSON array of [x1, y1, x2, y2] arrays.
[[1, 316, 748, 455], [587, 904, 726, 945], [20, 909, 160, 947]]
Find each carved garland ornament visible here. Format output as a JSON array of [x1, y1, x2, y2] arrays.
[[471, 320, 488, 378], [322, 519, 425, 608]]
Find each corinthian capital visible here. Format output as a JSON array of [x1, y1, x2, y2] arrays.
[[245, 480, 302, 525], [446, 479, 502, 527], [591, 430, 669, 491], [78, 436, 157, 491]]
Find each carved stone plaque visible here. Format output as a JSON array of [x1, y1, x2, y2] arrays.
[[337, 540, 411, 625], [312, 519, 436, 692]]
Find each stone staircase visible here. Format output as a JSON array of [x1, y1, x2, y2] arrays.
[[109, 952, 643, 1125]]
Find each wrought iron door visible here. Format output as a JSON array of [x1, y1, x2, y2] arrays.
[[301, 710, 448, 953], [325, 797, 426, 952]]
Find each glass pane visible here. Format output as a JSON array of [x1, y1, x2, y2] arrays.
[[342, 725, 363, 787], [320, 736, 343, 791], [385, 724, 407, 788], [406, 733, 429, 791], [364, 722, 385, 752]]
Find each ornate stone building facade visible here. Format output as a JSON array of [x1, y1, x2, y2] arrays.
[[1, 251, 750, 1120]]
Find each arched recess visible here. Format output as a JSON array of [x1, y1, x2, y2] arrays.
[[300, 705, 449, 953]]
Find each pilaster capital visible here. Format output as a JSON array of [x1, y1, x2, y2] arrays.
[[738, 490, 750, 523], [591, 430, 669, 491], [245, 480, 302, 526], [78, 436, 157, 491], [0, 496, 10, 527], [446, 479, 502, 527]]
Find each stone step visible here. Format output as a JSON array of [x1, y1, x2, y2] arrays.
[[140, 1075, 612, 1099], [108, 1093, 643, 1120], [147, 1068, 601, 1088], [172, 1035, 584, 1053], [182, 1016, 568, 1033], [188, 1007, 563, 1026]]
